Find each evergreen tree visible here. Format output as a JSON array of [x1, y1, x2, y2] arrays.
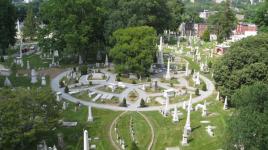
[[195, 88, 200, 96], [140, 99, 146, 108], [121, 98, 127, 107], [23, 4, 37, 40], [0, 0, 16, 55], [201, 29, 210, 42]]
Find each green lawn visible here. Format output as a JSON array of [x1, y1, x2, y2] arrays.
[[72, 91, 96, 102], [114, 112, 152, 150], [22, 54, 52, 69], [0, 74, 49, 87], [58, 103, 121, 150], [97, 86, 125, 94]]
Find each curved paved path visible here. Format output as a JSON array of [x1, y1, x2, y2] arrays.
[[51, 68, 215, 111]]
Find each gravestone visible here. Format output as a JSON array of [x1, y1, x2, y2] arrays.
[[202, 101, 208, 117], [216, 91, 220, 101], [57, 133, 64, 150], [56, 92, 62, 101], [27, 60, 30, 70], [172, 105, 179, 122], [41, 76, 46, 86], [165, 57, 171, 80], [4, 77, 12, 87], [105, 54, 109, 67], [31, 69, 38, 84], [62, 101, 67, 110], [223, 96, 228, 110]]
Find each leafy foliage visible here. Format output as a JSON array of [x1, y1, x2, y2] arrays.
[[110, 26, 157, 76], [201, 29, 210, 42], [213, 34, 268, 104], [0, 88, 60, 149], [207, 0, 236, 43], [0, 0, 16, 55], [225, 83, 268, 149], [23, 4, 38, 40]]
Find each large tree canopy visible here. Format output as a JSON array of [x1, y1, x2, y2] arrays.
[[225, 83, 268, 149], [110, 26, 157, 76], [207, 0, 236, 43], [213, 34, 268, 103], [0, 88, 60, 150], [39, 0, 105, 63], [0, 0, 17, 55]]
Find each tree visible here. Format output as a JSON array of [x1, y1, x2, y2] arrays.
[[201, 29, 210, 42], [166, 0, 184, 31], [0, 88, 60, 149], [202, 83, 207, 91], [254, 0, 268, 32], [39, 0, 105, 63], [131, 141, 139, 150], [140, 99, 146, 108], [110, 26, 157, 77], [0, 0, 17, 55], [225, 83, 268, 149], [213, 34, 268, 104], [208, 0, 236, 43], [23, 4, 37, 40]]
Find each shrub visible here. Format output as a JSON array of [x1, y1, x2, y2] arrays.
[[80, 65, 88, 75], [120, 98, 127, 107], [116, 75, 121, 81], [140, 99, 146, 108], [64, 86, 69, 93], [89, 81, 92, 86], [59, 80, 65, 88], [195, 88, 200, 96], [202, 83, 207, 91], [132, 80, 137, 84]]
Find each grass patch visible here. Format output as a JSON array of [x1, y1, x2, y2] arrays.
[[57, 103, 121, 150], [114, 112, 152, 150], [97, 86, 125, 94], [142, 94, 231, 150]]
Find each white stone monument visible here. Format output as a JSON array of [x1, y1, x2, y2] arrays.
[[83, 130, 89, 150], [195, 72, 200, 85], [184, 96, 192, 135], [27, 60, 30, 70], [4, 77, 12, 87], [41, 76, 46, 86], [202, 100, 208, 117], [88, 106, 93, 122], [223, 96, 228, 110], [105, 54, 109, 67], [172, 105, 179, 122], [163, 96, 169, 117], [216, 91, 220, 101], [31, 69, 37, 84], [56, 92, 62, 101], [165, 57, 171, 80], [157, 36, 164, 64], [62, 101, 67, 110]]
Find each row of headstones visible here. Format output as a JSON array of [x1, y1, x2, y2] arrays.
[[114, 125, 126, 149], [3, 72, 46, 87], [129, 117, 136, 142]]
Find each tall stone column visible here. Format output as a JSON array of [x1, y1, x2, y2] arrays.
[[157, 36, 164, 65], [83, 130, 89, 150]]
